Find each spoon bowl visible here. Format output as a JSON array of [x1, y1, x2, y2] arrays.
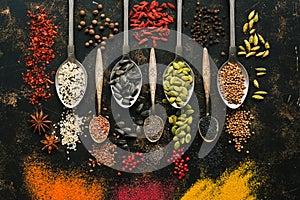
[[217, 0, 249, 109], [143, 48, 164, 143], [163, 0, 195, 109], [109, 0, 142, 108], [55, 0, 87, 108], [89, 48, 110, 143]]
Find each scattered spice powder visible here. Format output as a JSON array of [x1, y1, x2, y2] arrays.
[[114, 179, 175, 200], [181, 160, 264, 200], [23, 157, 106, 200], [226, 108, 255, 152], [22, 7, 58, 105], [89, 142, 117, 167]]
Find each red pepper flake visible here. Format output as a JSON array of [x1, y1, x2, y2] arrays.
[[22, 7, 58, 105], [129, 0, 176, 47], [121, 152, 144, 172]]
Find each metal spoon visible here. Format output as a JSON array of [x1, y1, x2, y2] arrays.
[[109, 0, 142, 108], [55, 0, 87, 108], [217, 0, 249, 109], [89, 48, 110, 143], [163, 0, 195, 109], [198, 48, 219, 142], [143, 48, 164, 143]]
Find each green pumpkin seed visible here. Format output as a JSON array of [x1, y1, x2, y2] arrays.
[[256, 72, 266, 76], [174, 141, 180, 150], [186, 126, 191, 133], [169, 97, 176, 104], [253, 79, 259, 88], [186, 109, 194, 115], [180, 137, 185, 145], [176, 102, 185, 107], [168, 116, 174, 124], [185, 134, 192, 143], [178, 61, 185, 68], [248, 10, 256, 20], [173, 62, 180, 69], [173, 136, 179, 141], [177, 131, 186, 138], [252, 95, 264, 100], [186, 104, 192, 109], [186, 116, 193, 125], [254, 91, 268, 95], [171, 126, 178, 135], [168, 91, 178, 96]]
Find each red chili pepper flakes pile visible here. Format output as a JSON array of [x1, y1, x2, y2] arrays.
[[130, 0, 176, 48], [22, 6, 58, 105]]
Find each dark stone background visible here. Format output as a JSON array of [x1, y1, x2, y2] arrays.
[[0, 0, 299, 199]]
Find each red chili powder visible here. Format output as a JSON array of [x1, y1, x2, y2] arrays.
[[114, 179, 175, 200]]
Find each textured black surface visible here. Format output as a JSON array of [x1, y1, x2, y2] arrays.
[[0, 0, 299, 199]]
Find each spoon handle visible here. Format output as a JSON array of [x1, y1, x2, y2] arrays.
[[229, 0, 235, 47], [123, 0, 130, 55], [149, 48, 157, 112], [176, 0, 183, 55], [95, 48, 104, 115], [202, 48, 210, 116], [68, 0, 75, 58]]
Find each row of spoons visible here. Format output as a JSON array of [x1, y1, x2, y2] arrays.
[[55, 0, 249, 144]]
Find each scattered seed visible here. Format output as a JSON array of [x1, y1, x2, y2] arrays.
[[262, 49, 269, 58], [238, 51, 247, 56], [254, 91, 268, 95], [243, 23, 248, 33], [248, 10, 256, 20], [258, 34, 265, 44], [253, 34, 259, 46], [252, 95, 264, 100], [239, 45, 246, 51], [255, 51, 265, 57], [255, 67, 266, 71], [244, 40, 251, 51], [253, 79, 259, 88], [256, 72, 266, 76], [246, 52, 256, 58], [249, 19, 254, 29], [253, 12, 259, 22], [249, 29, 256, 34], [251, 46, 260, 51], [249, 35, 254, 44], [265, 42, 270, 49]]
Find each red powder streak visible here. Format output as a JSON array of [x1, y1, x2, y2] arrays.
[[115, 180, 174, 200]]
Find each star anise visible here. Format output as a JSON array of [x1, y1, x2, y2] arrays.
[[40, 134, 60, 154], [29, 109, 52, 134]]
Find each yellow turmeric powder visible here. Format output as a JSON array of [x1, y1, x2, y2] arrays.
[[23, 157, 106, 200], [181, 160, 264, 200]]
